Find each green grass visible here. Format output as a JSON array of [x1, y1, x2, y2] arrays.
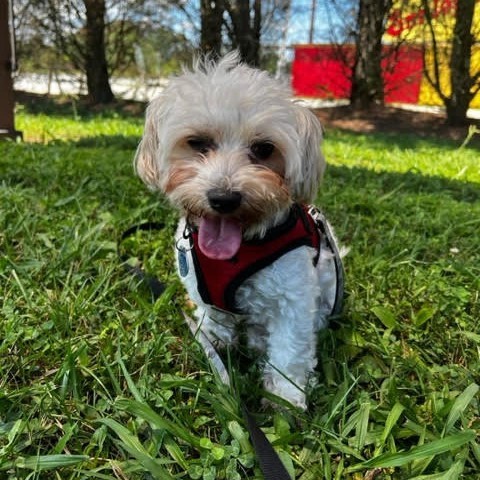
[[1, 100, 479, 480]]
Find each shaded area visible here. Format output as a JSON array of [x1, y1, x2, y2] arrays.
[[15, 90, 146, 119], [315, 104, 480, 145], [326, 163, 480, 204], [16, 90, 480, 146]]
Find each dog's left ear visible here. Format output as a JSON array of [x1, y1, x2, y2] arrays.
[[292, 106, 326, 203], [134, 99, 162, 189]]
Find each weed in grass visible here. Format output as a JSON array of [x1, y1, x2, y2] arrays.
[[0, 104, 478, 479]]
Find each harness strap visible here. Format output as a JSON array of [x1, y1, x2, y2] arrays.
[[308, 206, 345, 317], [187, 204, 321, 314]]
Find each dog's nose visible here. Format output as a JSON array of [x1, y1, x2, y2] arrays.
[[207, 189, 242, 214]]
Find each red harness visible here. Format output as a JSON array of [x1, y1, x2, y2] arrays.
[[187, 204, 321, 313]]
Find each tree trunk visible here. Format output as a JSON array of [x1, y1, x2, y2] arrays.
[[84, 0, 114, 104], [227, 0, 261, 66], [200, 0, 224, 58], [445, 0, 476, 126], [0, 0, 19, 139], [350, 0, 393, 109]]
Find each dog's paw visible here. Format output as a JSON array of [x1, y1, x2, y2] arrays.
[[203, 327, 237, 350], [201, 324, 238, 350], [199, 311, 238, 349], [263, 375, 307, 411], [261, 395, 307, 412]]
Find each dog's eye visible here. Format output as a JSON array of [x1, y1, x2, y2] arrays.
[[250, 141, 275, 161], [187, 137, 214, 154]]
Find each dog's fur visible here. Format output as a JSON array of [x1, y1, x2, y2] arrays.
[[135, 53, 338, 409]]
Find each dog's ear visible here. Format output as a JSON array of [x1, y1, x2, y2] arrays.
[[134, 99, 162, 189], [292, 106, 326, 203]]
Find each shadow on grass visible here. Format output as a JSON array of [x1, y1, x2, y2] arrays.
[[3, 135, 479, 208], [324, 126, 480, 151], [16, 92, 480, 150], [326, 164, 480, 204], [56, 128, 480, 208], [73, 134, 141, 149], [15, 90, 146, 120], [317, 104, 480, 150]]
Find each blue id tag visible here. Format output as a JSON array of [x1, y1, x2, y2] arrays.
[[178, 247, 189, 277]]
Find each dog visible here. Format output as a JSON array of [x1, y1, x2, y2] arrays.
[[135, 52, 343, 409]]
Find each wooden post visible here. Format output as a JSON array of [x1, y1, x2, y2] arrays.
[[0, 0, 22, 140]]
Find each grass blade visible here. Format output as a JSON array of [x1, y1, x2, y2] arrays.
[[442, 383, 479, 436], [413, 306, 436, 327], [52, 422, 78, 454], [115, 398, 202, 448], [360, 430, 475, 469], [371, 306, 397, 329], [99, 418, 175, 479], [356, 401, 371, 451], [116, 350, 145, 403], [164, 435, 189, 471], [374, 402, 405, 455], [1, 454, 89, 471], [409, 452, 466, 479], [228, 420, 252, 454]]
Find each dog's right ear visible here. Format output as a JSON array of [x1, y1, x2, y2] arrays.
[[134, 100, 161, 189]]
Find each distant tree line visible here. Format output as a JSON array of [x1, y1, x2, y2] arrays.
[[12, 0, 480, 126]]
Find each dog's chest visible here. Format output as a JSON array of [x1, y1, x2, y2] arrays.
[[177, 205, 322, 314]]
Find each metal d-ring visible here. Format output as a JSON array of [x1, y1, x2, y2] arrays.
[[176, 221, 193, 252]]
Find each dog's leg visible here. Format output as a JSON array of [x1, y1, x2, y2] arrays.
[[262, 301, 319, 410], [196, 306, 238, 349], [245, 321, 268, 353], [237, 248, 323, 409]]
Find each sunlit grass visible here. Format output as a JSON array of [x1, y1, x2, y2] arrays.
[[16, 105, 143, 143], [1, 104, 479, 479], [323, 129, 480, 182]]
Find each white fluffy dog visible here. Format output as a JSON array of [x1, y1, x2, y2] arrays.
[[135, 53, 342, 409]]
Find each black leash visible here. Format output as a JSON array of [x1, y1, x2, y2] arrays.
[[119, 222, 166, 299], [182, 314, 292, 480], [118, 222, 292, 480], [242, 407, 293, 480]]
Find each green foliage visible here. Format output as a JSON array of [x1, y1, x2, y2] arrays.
[[0, 103, 479, 479], [133, 27, 194, 78]]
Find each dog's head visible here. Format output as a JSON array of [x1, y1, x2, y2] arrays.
[[135, 52, 325, 259]]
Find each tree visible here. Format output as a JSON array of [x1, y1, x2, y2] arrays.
[[194, 0, 286, 67], [84, 0, 113, 103], [350, 0, 394, 108], [200, 0, 224, 58], [225, 0, 262, 66], [15, 0, 145, 104], [421, 0, 480, 126], [35, 0, 116, 104], [0, 0, 21, 139]]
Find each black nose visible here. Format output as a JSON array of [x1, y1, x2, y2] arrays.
[[207, 189, 242, 214]]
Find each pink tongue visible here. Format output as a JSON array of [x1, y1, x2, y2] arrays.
[[198, 216, 242, 260]]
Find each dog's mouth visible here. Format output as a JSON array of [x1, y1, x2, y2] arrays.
[[198, 215, 242, 260]]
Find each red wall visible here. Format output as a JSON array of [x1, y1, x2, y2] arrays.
[[292, 44, 424, 104]]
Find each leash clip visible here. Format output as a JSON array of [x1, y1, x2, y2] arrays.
[[176, 222, 194, 277], [176, 222, 194, 253]]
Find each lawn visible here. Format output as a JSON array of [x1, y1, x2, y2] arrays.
[[0, 99, 479, 479]]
